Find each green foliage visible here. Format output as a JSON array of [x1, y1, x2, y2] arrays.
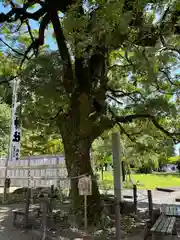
[[21, 129, 64, 156], [92, 120, 175, 172], [0, 0, 179, 168], [0, 103, 10, 156], [92, 136, 112, 167], [168, 156, 180, 164], [102, 172, 180, 190], [21, 52, 69, 129]]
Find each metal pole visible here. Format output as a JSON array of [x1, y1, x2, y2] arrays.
[[112, 132, 122, 240], [3, 79, 17, 203]]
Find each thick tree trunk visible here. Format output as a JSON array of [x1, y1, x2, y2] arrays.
[[61, 122, 104, 226]]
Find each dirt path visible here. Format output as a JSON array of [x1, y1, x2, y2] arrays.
[[0, 202, 179, 240], [0, 205, 34, 240], [0, 203, 144, 240]]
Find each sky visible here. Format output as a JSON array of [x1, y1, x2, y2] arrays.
[[0, 3, 179, 155], [0, 3, 58, 50]]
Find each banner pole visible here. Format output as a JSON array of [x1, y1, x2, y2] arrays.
[[3, 79, 17, 203]]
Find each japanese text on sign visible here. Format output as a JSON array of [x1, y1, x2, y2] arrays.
[[11, 116, 21, 161], [78, 176, 92, 196]]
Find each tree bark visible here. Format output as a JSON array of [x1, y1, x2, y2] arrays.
[[60, 116, 104, 226]]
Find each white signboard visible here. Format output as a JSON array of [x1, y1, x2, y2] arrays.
[[78, 176, 92, 196], [10, 79, 21, 161]]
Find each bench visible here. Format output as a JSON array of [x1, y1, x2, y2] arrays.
[[161, 204, 180, 217], [12, 208, 40, 225], [12, 209, 26, 225], [151, 214, 176, 240]]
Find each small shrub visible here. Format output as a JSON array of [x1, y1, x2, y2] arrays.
[[123, 216, 135, 233]]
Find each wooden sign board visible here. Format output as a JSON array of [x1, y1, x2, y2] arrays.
[[78, 176, 92, 196]]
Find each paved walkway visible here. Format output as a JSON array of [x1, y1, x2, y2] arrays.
[[101, 188, 180, 205], [2, 187, 180, 206]]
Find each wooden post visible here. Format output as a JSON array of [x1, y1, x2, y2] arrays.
[[147, 190, 153, 221], [3, 178, 11, 203], [112, 132, 122, 240], [41, 194, 48, 240], [56, 156, 60, 188], [50, 185, 54, 198], [122, 161, 126, 182], [101, 167, 104, 181], [49, 185, 55, 213], [24, 157, 31, 228], [84, 194, 87, 231], [24, 188, 31, 228], [3, 160, 11, 204], [133, 185, 137, 213]]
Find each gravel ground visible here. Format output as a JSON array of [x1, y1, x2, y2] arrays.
[[0, 205, 34, 240], [0, 202, 178, 240], [0, 205, 176, 240], [0, 187, 180, 239], [0, 204, 145, 240]]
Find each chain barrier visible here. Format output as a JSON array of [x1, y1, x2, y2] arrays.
[[138, 191, 148, 198], [135, 190, 148, 203]]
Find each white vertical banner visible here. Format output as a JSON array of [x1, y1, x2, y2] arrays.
[[9, 78, 21, 161]]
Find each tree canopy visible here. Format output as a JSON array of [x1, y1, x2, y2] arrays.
[[0, 0, 179, 223], [0, 0, 179, 143]]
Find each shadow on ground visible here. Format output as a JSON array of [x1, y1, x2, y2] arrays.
[[0, 204, 34, 240], [0, 201, 179, 240]]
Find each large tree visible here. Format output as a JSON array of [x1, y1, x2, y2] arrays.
[[0, 0, 179, 223]]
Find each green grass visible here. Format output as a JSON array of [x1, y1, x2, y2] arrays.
[[99, 171, 180, 190]]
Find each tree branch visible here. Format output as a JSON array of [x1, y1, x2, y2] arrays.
[[38, 13, 50, 45], [107, 87, 143, 102], [107, 94, 123, 105], [0, 5, 46, 23], [114, 114, 180, 143], [160, 69, 179, 86], [49, 9, 74, 93], [0, 38, 29, 59], [117, 122, 135, 142], [19, 38, 40, 68], [40, 108, 63, 121], [160, 46, 180, 56], [107, 87, 141, 97], [0, 74, 20, 85], [20, 13, 50, 67], [26, 19, 34, 43]]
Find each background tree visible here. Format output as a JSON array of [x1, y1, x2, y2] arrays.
[[92, 135, 112, 179], [0, 103, 10, 156], [21, 129, 64, 156], [0, 54, 15, 156], [92, 122, 175, 176], [0, 0, 179, 224]]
